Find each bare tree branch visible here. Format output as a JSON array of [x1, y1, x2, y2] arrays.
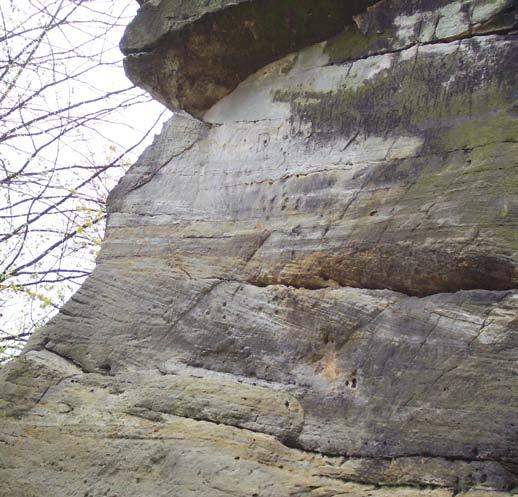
[[0, 0, 167, 362]]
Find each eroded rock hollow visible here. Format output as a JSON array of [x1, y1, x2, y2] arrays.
[[1, 0, 517, 496]]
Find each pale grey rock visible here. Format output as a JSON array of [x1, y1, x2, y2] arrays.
[[332, 0, 518, 62], [1, 0, 517, 496], [121, 0, 252, 53], [113, 35, 518, 297], [0, 350, 82, 417], [0, 366, 515, 496]]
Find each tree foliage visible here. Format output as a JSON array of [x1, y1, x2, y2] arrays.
[[0, 0, 166, 362]]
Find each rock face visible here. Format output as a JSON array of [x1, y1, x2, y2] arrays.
[[1, 1, 517, 496], [120, 0, 381, 116]]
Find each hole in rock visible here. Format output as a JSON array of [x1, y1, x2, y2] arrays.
[[98, 363, 111, 373]]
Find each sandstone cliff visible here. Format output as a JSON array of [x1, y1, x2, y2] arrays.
[[1, 1, 517, 496]]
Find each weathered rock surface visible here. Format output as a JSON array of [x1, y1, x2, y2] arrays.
[[120, 0, 381, 116], [1, 0, 517, 496]]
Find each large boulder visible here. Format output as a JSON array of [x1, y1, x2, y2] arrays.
[[1, 0, 517, 496]]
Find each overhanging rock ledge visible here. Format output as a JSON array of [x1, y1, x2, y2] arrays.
[[1, 1, 517, 496]]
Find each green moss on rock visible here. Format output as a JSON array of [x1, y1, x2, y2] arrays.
[[275, 37, 516, 142]]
